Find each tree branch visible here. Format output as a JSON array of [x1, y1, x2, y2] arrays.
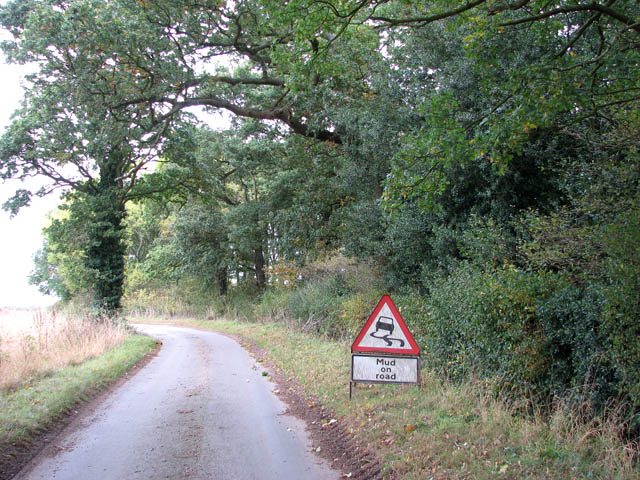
[[173, 97, 342, 144], [208, 75, 285, 87], [500, 3, 640, 34], [369, 0, 486, 26]]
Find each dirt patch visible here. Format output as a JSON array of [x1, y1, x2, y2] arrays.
[[0, 341, 161, 480], [233, 334, 387, 480]]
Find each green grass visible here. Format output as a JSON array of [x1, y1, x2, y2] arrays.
[[0, 334, 157, 446], [134, 315, 638, 480]]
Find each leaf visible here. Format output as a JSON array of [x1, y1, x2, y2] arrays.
[[404, 424, 417, 433]]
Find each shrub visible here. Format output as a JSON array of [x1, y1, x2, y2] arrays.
[[286, 275, 346, 335], [256, 288, 292, 322], [261, 256, 384, 339], [536, 284, 616, 409], [603, 208, 640, 411], [417, 264, 618, 405], [333, 293, 377, 341]]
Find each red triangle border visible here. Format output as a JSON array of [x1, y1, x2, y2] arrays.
[[351, 294, 421, 355]]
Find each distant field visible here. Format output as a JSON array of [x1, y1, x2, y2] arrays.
[[0, 308, 39, 335]]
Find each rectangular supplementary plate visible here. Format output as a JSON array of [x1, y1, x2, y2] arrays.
[[351, 354, 419, 384]]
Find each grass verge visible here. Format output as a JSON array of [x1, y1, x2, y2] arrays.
[[133, 315, 638, 480], [0, 335, 157, 459]]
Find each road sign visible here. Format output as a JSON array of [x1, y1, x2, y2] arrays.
[[351, 354, 419, 384], [351, 294, 420, 355]]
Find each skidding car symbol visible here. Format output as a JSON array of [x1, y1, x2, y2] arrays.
[[370, 316, 405, 347]]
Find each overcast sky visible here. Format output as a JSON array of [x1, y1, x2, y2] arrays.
[[0, 10, 58, 309]]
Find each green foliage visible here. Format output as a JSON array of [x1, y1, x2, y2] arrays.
[[536, 284, 616, 407], [457, 215, 513, 268], [256, 288, 292, 322], [29, 244, 69, 300], [603, 208, 640, 409], [254, 257, 383, 340], [82, 190, 127, 313], [29, 203, 91, 303], [414, 264, 620, 406], [286, 275, 347, 336], [170, 204, 230, 293], [517, 208, 606, 281]]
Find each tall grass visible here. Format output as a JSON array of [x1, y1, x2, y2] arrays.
[[0, 310, 129, 390]]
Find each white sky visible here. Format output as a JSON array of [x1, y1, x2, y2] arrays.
[[0, 9, 57, 309]]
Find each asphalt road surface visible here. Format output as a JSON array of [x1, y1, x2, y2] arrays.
[[13, 324, 338, 480]]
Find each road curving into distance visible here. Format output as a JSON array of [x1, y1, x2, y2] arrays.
[[13, 324, 338, 480]]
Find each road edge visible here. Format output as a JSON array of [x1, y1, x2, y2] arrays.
[[0, 337, 161, 480]]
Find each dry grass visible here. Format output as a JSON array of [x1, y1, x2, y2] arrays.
[[0, 309, 129, 390]]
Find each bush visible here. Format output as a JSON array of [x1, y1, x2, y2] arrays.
[[537, 284, 617, 408], [603, 208, 640, 410], [332, 292, 377, 341], [124, 277, 225, 317], [256, 288, 292, 322], [256, 256, 383, 339], [286, 275, 346, 335], [417, 264, 620, 407]]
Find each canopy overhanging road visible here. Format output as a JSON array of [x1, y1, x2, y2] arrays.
[[14, 324, 338, 480]]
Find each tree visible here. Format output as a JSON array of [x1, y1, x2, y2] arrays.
[[4, 0, 638, 316], [0, 0, 195, 313], [368, 1, 640, 207]]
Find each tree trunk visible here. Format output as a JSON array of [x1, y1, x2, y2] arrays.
[[84, 152, 127, 317], [217, 266, 228, 296], [253, 246, 266, 290]]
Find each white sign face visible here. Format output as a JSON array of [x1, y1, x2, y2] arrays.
[[354, 302, 415, 352], [351, 355, 419, 384]]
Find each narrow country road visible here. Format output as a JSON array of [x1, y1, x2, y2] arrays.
[[14, 324, 339, 480]]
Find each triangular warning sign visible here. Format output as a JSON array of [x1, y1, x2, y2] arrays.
[[351, 295, 420, 355]]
